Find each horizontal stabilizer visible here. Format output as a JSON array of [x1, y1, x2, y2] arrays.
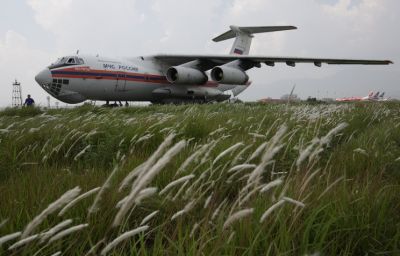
[[212, 26, 297, 42]]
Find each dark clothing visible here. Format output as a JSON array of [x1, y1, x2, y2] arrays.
[[24, 98, 35, 106]]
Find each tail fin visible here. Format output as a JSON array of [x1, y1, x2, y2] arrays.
[[212, 25, 297, 55]]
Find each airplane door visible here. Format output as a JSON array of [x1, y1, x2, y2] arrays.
[[116, 73, 126, 91]]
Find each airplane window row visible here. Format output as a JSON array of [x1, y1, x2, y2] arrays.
[[53, 79, 69, 85], [48, 79, 69, 96]]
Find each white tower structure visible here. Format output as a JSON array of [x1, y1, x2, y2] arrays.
[[12, 80, 23, 107]]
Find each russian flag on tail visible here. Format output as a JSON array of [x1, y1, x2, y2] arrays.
[[234, 48, 243, 55]]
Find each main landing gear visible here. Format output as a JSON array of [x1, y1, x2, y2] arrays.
[[102, 101, 129, 107]]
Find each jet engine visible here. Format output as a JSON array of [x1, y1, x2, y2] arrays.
[[211, 66, 249, 85], [166, 66, 208, 85]]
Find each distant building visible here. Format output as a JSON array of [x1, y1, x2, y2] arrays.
[[258, 95, 301, 103], [258, 97, 286, 103], [321, 98, 335, 103]]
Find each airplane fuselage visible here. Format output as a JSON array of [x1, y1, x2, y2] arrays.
[[36, 55, 238, 104]]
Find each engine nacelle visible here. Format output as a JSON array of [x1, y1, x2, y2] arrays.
[[211, 66, 249, 85], [166, 66, 208, 85]]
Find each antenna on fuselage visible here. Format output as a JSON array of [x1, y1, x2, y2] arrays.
[[76, 50, 80, 55]]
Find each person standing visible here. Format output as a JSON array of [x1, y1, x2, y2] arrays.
[[24, 94, 35, 106]]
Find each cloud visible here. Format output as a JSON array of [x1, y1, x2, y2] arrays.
[[0, 30, 52, 106], [24, 0, 398, 59], [27, 0, 143, 56], [27, 0, 73, 31]]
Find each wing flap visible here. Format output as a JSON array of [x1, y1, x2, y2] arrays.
[[260, 57, 393, 65]]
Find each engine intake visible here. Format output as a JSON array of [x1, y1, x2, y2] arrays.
[[211, 66, 249, 85], [166, 67, 208, 85]]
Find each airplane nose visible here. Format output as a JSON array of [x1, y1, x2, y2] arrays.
[[35, 68, 52, 85]]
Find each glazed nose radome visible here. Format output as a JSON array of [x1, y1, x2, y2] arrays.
[[35, 68, 52, 85]]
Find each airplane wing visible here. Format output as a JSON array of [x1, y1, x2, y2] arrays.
[[153, 54, 393, 70]]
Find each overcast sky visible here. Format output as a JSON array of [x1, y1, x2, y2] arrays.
[[0, 0, 399, 106]]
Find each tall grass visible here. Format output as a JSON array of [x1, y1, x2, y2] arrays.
[[0, 102, 399, 255]]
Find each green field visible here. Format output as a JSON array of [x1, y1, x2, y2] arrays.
[[0, 103, 399, 255]]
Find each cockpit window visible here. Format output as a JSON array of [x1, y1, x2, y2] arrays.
[[53, 57, 66, 66], [67, 58, 76, 64], [48, 56, 85, 69]]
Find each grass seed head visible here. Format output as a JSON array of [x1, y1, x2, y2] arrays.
[[260, 200, 286, 223], [228, 164, 256, 173], [227, 231, 236, 244], [171, 200, 196, 220], [247, 144, 285, 185], [320, 122, 348, 146], [40, 219, 73, 243], [159, 175, 195, 195], [204, 193, 213, 209], [8, 234, 39, 251], [223, 208, 254, 230], [211, 199, 227, 221], [22, 186, 81, 238], [135, 187, 158, 204], [282, 197, 306, 208], [48, 224, 89, 244], [0, 232, 21, 246], [100, 226, 149, 256], [89, 166, 119, 214], [260, 179, 284, 193], [213, 142, 244, 165], [113, 140, 186, 227], [120, 133, 177, 192], [59, 187, 100, 216], [189, 222, 200, 238], [296, 138, 319, 167], [140, 211, 159, 226]]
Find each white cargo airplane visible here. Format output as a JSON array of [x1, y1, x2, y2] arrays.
[[35, 26, 392, 105]]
